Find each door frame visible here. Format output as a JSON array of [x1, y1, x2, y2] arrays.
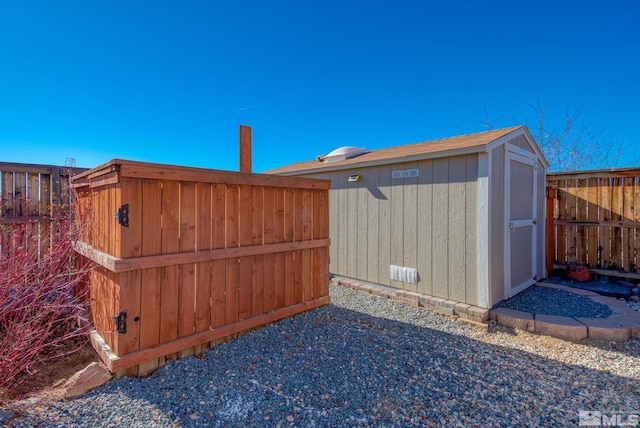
[[504, 146, 538, 299]]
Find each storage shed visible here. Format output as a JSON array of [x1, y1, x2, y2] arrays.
[[268, 126, 549, 309]]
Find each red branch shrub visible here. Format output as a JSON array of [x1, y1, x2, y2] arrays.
[[0, 200, 93, 399]]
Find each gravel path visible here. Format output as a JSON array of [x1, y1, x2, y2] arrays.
[[496, 285, 613, 318], [8, 285, 640, 427]]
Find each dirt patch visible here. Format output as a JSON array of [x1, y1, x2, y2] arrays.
[[1, 335, 100, 403]]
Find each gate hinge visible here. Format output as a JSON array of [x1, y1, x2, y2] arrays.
[[113, 310, 127, 334], [114, 204, 129, 227]]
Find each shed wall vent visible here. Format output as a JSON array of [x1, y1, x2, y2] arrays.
[[390, 265, 418, 284], [392, 169, 419, 179], [318, 146, 367, 163]]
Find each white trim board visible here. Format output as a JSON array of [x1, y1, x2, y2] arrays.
[[476, 152, 490, 309]]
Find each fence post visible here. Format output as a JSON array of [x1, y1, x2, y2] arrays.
[[239, 125, 252, 173]]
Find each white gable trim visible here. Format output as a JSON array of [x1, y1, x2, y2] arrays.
[[485, 127, 549, 168]]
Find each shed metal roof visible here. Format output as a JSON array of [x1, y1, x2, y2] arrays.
[[267, 125, 529, 175]]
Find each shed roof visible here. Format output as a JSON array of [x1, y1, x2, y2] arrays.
[[267, 125, 529, 175]]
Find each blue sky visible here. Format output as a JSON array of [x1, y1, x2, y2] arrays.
[[1, 1, 638, 172]]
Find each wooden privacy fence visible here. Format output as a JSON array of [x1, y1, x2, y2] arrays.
[[0, 162, 86, 251], [72, 159, 331, 374], [547, 168, 640, 277]]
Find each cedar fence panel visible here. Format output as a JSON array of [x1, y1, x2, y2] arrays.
[[72, 159, 331, 375], [547, 168, 640, 275], [0, 162, 87, 254]]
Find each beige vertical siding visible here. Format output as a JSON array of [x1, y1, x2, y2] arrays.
[[389, 169, 404, 288], [402, 161, 418, 293], [465, 155, 479, 305], [431, 158, 450, 297], [304, 154, 480, 305], [346, 171, 358, 277], [337, 170, 350, 276], [377, 165, 392, 286], [366, 168, 380, 284], [357, 176, 369, 279], [448, 156, 467, 303], [416, 161, 433, 296]]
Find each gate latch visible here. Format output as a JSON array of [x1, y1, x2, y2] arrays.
[[113, 310, 127, 334], [114, 204, 129, 227]]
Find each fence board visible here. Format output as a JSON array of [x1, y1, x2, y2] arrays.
[[212, 184, 226, 249], [294, 189, 304, 241], [195, 184, 212, 334], [274, 189, 285, 243], [227, 185, 239, 248], [160, 180, 180, 360], [211, 259, 226, 328], [575, 179, 588, 263], [139, 267, 161, 375], [263, 253, 275, 313], [284, 252, 294, 306], [274, 252, 286, 308], [225, 257, 239, 323], [284, 189, 295, 242], [303, 248, 312, 300], [40, 174, 51, 215], [239, 185, 252, 246], [555, 182, 567, 262], [611, 178, 623, 222], [251, 255, 264, 316], [586, 178, 599, 266], [251, 186, 264, 245], [238, 256, 252, 320], [623, 178, 636, 271], [263, 187, 275, 245], [14, 172, 26, 217], [27, 173, 39, 216], [178, 183, 197, 342], [294, 249, 304, 304], [2, 171, 14, 218], [138, 178, 162, 373], [565, 179, 577, 261]]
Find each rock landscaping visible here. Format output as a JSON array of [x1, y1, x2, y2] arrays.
[[5, 285, 640, 427]]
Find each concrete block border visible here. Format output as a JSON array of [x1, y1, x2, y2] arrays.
[[331, 276, 490, 328], [488, 282, 640, 343]]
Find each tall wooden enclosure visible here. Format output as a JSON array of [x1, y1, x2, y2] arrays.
[[547, 168, 640, 274], [72, 159, 330, 373], [0, 162, 86, 251]]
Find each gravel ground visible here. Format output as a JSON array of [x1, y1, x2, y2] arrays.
[[8, 285, 640, 427], [496, 285, 613, 318]]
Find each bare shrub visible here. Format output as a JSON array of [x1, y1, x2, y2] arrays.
[[0, 198, 93, 401]]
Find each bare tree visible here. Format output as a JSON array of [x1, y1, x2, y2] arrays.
[[479, 103, 500, 131], [528, 96, 635, 172]]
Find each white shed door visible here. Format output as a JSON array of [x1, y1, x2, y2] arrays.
[[505, 151, 537, 298]]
